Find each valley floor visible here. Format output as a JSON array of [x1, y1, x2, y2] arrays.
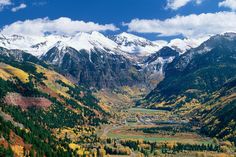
[[99, 109, 209, 144], [95, 88, 236, 157]]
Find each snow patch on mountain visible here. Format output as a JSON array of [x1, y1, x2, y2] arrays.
[[69, 31, 117, 54], [168, 37, 209, 53], [112, 32, 163, 56], [0, 31, 209, 59]]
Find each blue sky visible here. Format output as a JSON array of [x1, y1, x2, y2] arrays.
[[0, 0, 235, 41]]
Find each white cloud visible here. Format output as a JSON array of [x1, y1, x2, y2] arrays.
[[166, 0, 191, 10], [1, 17, 119, 36], [219, 0, 236, 11], [124, 12, 236, 38], [166, 0, 203, 10], [0, 0, 12, 11], [11, 3, 27, 12]]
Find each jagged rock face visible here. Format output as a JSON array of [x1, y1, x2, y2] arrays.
[[0, 47, 45, 66], [0, 31, 197, 89], [141, 47, 179, 89], [0, 47, 31, 61], [0, 31, 207, 90], [143, 47, 179, 71], [42, 46, 145, 89], [144, 47, 179, 64]]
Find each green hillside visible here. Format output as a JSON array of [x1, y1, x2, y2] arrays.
[[141, 34, 236, 143], [0, 48, 109, 156]]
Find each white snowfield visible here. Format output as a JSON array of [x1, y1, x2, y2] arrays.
[[0, 31, 207, 58]]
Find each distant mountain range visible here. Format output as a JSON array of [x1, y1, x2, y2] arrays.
[[0, 31, 197, 58], [0, 32, 205, 89]]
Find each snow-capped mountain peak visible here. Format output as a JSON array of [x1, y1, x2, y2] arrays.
[[69, 31, 117, 53], [53, 41, 68, 51], [0, 34, 50, 56], [0, 31, 210, 60], [0, 31, 120, 57], [110, 32, 164, 57], [168, 37, 209, 54], [0, 31, 167, 58], [113, 32, 153, 46]]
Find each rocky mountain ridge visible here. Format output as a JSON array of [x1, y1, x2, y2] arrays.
[[0, 31, 195, 89]]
